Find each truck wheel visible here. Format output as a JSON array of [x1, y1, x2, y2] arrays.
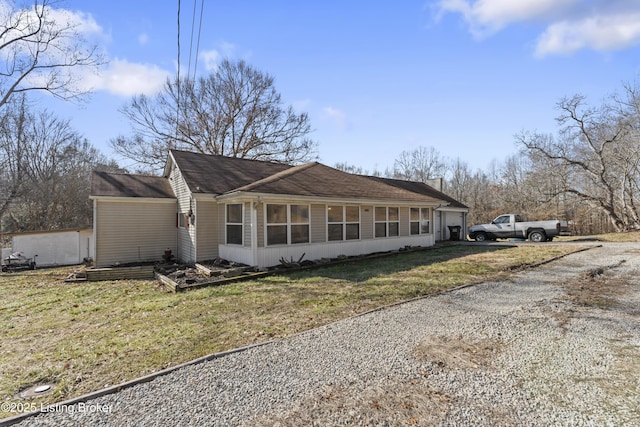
[[528, 230, 546, 242], [474, 232, 487, 242]]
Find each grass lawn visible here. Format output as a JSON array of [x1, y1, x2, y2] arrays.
[[0, 243, 587, 416]]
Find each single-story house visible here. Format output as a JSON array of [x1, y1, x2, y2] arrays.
[[90, 150, 468, 268]]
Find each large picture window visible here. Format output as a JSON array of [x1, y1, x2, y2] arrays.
[[410, 208, 431, 235], [226, 204, 243, 244], [328, 205, 360, 241], [375, 207, 399, 238], [266, 204, 309, 245]]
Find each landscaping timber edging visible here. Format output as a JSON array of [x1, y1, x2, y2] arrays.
[[156, 270, 276, 292], [86, 265, 155, 281]]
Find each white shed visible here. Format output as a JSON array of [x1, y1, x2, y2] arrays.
[[8, 228, 94, 267]]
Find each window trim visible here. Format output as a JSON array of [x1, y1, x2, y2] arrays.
[[410, 207, 431, 235], [374, 206, 400, 238], [225, 203, 244, 245], [327, 205, 360, 241], [265, 203, 310, 246], [178, 212, 189, 229]]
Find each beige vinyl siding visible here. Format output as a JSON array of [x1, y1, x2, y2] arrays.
[[399, 207, 410, 236], [169, 161, 195, 261], [169, 162, 191, 213], [310, 204, 326, 243], [196, 200, 218, 261], [94, 199, 176, 267], [361, 205, 374, 239]]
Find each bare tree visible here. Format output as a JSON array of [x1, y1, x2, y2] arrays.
[[0, 0, 103, 108], [0, 97, 115, 231], [392, 146, 448, 182], [334, 162, 365, 175], [444, 158, 472, 202], [112, 59, 318, 171], [0, 95, 29, 220], [517, 84, 640, 232]]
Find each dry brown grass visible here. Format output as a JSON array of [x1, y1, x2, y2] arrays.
[[252, 381, 452, 427], [414, 335, 503, 370], [0, 244, 586, 419], [555, 257, 640, 417], [251, 336, 508, 426]]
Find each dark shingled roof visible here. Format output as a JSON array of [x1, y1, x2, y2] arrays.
[[92, 150, 467, 207], [169, 150, 290, 194], [365, 176, 469, 209], [91, 171, 175, 198], [232, 162, 443, 202]]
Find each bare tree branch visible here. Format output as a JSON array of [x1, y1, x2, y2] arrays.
[[112, 59, 318, 171], [0, 0, 105, 109]]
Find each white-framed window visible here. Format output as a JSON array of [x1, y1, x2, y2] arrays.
[[290, 204, 310, 244], [266, 204, 310, 245], [375, 206, 399, 238], [327, 205, 360, 241], [410, 207, 431, 235], [178, 212, 188, 229], [226, 204, 243, 245]]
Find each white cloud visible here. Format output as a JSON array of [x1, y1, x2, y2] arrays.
[[322, 107, 348, 130], [536, 13, 640, 56], [199, 42, 237, 72], [87, 59, 170, 97], [437, 0, 576, 37], [138, 33, 149, 46], [46, 7, 104, 36], [200, 49, 221, 71], [435, 0, 640, 55]]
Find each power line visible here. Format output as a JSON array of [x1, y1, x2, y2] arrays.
[[193, 0, 205, 80], [186, 0, 197, 81], [177, 0, 181, 84], [176, 0, 182, 142]]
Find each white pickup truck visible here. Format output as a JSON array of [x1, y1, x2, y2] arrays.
[[468, 214, 562, 242]]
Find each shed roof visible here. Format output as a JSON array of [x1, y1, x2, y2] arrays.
[[91, 171, 175, 198]]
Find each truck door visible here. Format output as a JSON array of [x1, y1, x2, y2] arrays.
[[492, 215, 515, 238]]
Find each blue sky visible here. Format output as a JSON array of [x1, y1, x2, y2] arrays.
[[27, 0, 640, 173]]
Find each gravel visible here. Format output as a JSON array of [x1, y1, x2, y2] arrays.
[[7, 242, 640, 426]]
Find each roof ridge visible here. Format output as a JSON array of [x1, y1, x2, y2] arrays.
[[169, 149, 290, 166], [229, 162, 319, 193], [94, 170, 160, 178]]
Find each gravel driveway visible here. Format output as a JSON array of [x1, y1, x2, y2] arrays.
[[6, 242, 640, 426]]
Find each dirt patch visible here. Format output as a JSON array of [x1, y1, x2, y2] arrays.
[[563, 260, 639, 313], [413, 335, 504, 370], [252, 335, 509, 427], [252, 380, 452, 427]]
